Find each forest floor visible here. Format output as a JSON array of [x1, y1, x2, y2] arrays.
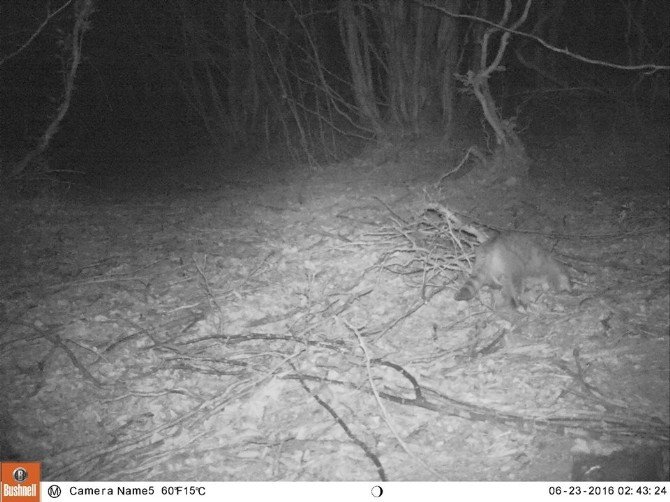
[[1, 108, 668, 481]]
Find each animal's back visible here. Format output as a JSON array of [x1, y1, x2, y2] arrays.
[[454, 233, 570, 308]]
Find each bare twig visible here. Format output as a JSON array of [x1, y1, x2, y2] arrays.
[[438, 146, 486, 182], [292, 362, 387, 481], [415, 0, 669, 72], [0, 0, 73, 66], [338, 316, 443, 478], [39, 326, 104, 388], [425, 203, 489, 243]]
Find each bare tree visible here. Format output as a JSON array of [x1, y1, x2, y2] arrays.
[[3, 0, 95, 180], [457, 0, 533, 178], [514, 0, 568, 88], [338, 0, 461, 142]]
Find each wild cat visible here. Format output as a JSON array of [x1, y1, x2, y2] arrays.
[[454, 232, 571, 309]]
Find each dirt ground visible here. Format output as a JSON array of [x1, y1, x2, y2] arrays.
[[0, 115, 668, 481]]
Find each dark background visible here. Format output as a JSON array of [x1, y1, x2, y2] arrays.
[[1, 0, 668, 184]]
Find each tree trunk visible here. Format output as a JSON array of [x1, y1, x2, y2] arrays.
[[461, 0, 533, 178], [339, 0, 461, 141], [10, 0, 96, 179]]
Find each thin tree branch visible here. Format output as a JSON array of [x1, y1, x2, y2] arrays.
[[0, 0, 73, 67], [414, 0, 670, 72]]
